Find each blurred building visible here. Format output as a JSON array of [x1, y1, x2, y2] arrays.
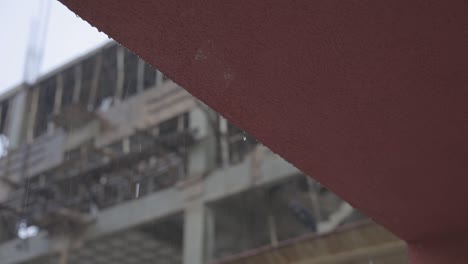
[[0, 42, 406, 264]]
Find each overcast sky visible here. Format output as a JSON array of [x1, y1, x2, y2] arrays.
[[0, 0, 110, 94]]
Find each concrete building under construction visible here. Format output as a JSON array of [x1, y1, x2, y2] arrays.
[[0, 42, 407, 264]]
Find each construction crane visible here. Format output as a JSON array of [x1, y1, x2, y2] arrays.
[[23, 0, 52, 84], [15, 0, 52, 240]]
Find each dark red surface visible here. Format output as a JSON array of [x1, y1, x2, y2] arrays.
[[409, 238, 468, 263], [60, 1, 468, 262]]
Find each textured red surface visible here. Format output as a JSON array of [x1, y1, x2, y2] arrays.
[[409, 238, 468, 263], [60, 1, 468, 262]]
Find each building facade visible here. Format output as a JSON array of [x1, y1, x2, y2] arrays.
[[0, 42, 406, 264]]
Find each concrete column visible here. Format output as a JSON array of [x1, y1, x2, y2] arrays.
[[187, 108, 216, 179], [219, 117, 230, 167], [115, 47, 125, 99], [72, 64, 82, 104], [267, 211, 278, 247], [7, 88, 27, 148], [136, 59, 145, 92], [204, 206, 215, 262], [155, 70, 163, 87], [0, 183, 12, 202], [182, 200, 205, 264], [182, 200, 216, 264], [88, 54, 103, 110], [307, 179, 323, 222], [54, 73, 64, 115], [26, 88, 39, 143]]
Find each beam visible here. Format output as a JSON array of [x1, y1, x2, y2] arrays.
[[293, 241, 405, 264], [210, 221, 405, 264], [87, 147, 296, 238], [0, 233, 51, 264], [85, 187, 183, 239]]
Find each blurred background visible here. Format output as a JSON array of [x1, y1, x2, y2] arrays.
[[0, 1, 407, 263], [0, 0, 109, 91]]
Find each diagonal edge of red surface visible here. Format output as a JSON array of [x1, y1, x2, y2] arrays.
[[59, 0, 468, 262]]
